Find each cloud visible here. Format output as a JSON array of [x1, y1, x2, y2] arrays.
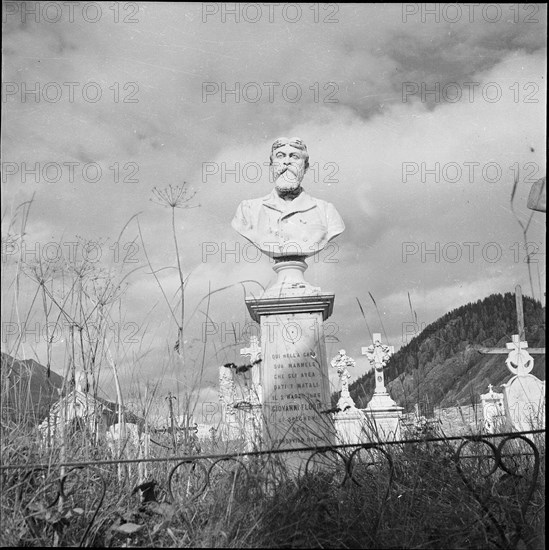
[[1, 4, 546, 406]]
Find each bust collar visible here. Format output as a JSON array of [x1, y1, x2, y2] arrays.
[[261, 188, 317, 215]]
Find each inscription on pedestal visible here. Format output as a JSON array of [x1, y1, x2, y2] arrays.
[[261, 312, 333, 448]]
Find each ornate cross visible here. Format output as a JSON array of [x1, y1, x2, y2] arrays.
[[362, 333, 394, 394], [475, 285, 544, 376], [240, 335, 261, 365], [505, 334, 534, 376], [240, 336, 262, 404], [330, 349, 356, 409]]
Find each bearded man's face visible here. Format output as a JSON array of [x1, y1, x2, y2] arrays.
[[271, 144, 306, 191]]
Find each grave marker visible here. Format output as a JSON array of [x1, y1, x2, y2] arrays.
[[476, 285, 545, 432], [361, 333, 403, 440]]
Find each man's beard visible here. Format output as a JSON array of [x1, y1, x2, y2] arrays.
[[274, 165, 303, 197]]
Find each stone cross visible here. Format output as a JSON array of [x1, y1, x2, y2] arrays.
[[330, 349, 356, 410], [476, 285, 545, 357], [474, 286, 545, 433], [240, 335, 261, 365], [240, 336, 262, 404], [505, 334, 534, 376], [362, 333, 394, 394], [219, 367, 236, 409], [480, 384, 505, 433]]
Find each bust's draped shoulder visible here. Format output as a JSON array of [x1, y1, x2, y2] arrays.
[[316, 198, 345, 242], [231, 196, 265, 235], [231, 192, 344, 258]]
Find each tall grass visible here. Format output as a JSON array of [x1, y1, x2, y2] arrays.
[[1, 193, 545, 549], [1, 427, 544, 548]]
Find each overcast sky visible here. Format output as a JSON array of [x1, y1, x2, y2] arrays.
[[2, 3, 546, 420]]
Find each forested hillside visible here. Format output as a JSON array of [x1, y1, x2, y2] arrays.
[[348, 293, 546, 412]]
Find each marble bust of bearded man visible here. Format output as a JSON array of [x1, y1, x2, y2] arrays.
[[231, 137, 345, 259]]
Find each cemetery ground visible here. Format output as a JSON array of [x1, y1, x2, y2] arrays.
[[1, 197, 545, 548], [0, 411, 545, 549]]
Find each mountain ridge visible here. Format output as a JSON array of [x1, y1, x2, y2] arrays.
[[347, 292, 545, 412]]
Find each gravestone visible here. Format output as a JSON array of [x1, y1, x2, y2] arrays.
[[247, 293, 335, 450], [217, 338, 264, 449], [331, 350, 366, 444], [475, 286, 545, 433], [331, 349, 356, 411], [218, 366, 239, 440], [480, 384, 506, 433], [233, 137, 345, 459], [501, 335, 546, 431], [361, 333, 403, 440], [239, 336, 263, 451], [240, 335, 263, 405]]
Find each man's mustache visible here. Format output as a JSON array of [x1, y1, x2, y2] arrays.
[[275, 164, 301, 177]]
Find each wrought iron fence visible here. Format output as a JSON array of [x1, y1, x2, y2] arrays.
[[1, 430, 544, 548]]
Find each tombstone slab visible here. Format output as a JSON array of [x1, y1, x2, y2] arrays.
[[503, 374, 546, 432], [480, 384, 506, 433], [246, 293, 335, 451], [334, 407, 366, 444], [361, 333, 403, 439], [362, 407, 403, 441]]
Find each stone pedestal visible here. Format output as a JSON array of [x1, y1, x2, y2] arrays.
[[362, 407, 403, 441], [235, 403, 263, 452], [246, 260, 336, 456], [480, 385, 506, 433], [334, 407, 366, 445], [503, 374, 546, 432], [363, 392, 403, 441]]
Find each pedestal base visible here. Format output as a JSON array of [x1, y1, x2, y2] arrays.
[[503, 374, 546, 432], [365, 391, 398, 410], [334, 407, 366, 445], [362, 405, 404, 442], [246, 294, 336, 455]]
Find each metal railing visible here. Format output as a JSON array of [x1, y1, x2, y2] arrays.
[[1, 429, 544, 548]]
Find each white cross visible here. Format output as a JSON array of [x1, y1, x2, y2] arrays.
[[505, 334, 534, 376], [361, 333, 394, 394], [240, 336, 261, 365], [240, 336, 262, 404]]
